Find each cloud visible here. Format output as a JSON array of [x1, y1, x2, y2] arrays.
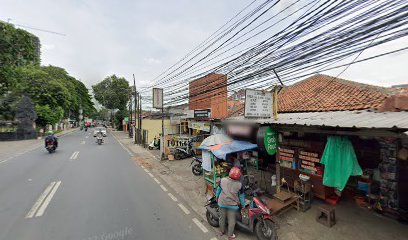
[[144, 57, 161, 65]]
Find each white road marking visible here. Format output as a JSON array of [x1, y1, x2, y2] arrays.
[[192, 218, 208, 233], [210, 237, 218, 240], [25, 182, 56, 218], [160, 185, 168, 192], [140, 165, 145, 169], [35, 181, 61, 217], [70, 151, 79, 160], [148, 173, 154, 178], [153, 178, 160, 184], [85, 136, 89, 139], [144, 169, 150, 173], [0, 158, 10, 164], [178, 203, 190, 215], [81, 141, 85, 144], [168, 193, 178, 202]]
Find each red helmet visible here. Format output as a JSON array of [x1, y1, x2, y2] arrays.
[[229, 167, 241, 180]]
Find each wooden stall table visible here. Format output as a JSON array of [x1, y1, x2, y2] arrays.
[[262, 191, 300, 216]]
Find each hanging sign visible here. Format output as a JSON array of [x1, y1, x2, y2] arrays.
[[194, 109, 211, 118], [244, 89, 273, 118], [257, 126, 278, 155], [153, 88, 163, 109]]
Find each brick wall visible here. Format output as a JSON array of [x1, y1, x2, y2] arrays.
[[189, 73, 227, 119]]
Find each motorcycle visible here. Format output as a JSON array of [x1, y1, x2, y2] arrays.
[[148, 137, 160, 150], [205, 186, 276, 240], [174, 138, 197, 160], [190, 156, 203, 176], [45, 140, 56, 153]]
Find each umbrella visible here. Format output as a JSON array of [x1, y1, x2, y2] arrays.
[[199, 134, 232, 148]]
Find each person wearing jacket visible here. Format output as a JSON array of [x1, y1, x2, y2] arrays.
[[44, 130, 58, 148], [216, 167, 245, 240]]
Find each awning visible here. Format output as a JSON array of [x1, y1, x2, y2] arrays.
[[198, 140, 257, 160]]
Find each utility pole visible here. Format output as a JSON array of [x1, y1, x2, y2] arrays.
[[128, 89, 132, 138], [133, 74, 137, 144], [139, 93, 142, 146]]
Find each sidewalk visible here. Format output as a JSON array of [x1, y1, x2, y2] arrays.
[[113, 130, 408, 240], [112, 130, 256, 240], [0, 128, 78, 162]]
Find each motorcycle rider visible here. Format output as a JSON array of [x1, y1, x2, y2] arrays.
[[216, 167, 245, 240], [95, 129, 104, 143], [44, 130, 58, 148]]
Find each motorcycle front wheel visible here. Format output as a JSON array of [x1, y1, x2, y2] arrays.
[[192, 163, 203, 176], [206, 210, 219, 227], [255, 219, 276, 240]]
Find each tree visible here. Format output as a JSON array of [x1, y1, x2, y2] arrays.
[[35, 105, 64, 128], [92, 75, 130, 111], [114, 109, 129, 130]]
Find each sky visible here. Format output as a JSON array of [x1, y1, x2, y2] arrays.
[[1, 0, 407, 90]]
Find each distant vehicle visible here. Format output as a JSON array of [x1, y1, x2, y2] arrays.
[[93, 127, 107, 137]]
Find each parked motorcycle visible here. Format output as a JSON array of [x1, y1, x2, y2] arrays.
[[174, 138, 196, 160], [148, 137, 160, 150], [205, 186, 276, 240], [45, 140, 56, 153], [190, 156, 203, 176]]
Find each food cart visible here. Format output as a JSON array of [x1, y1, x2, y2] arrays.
[[197, 135, 257, 190]]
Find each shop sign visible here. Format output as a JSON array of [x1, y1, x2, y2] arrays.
[[163, 135, 190, 154], [226, 124, 253, 138], [190, 121, 211, 132], [153, 88, 163, 109], [194, 109, 211, 118], [257, 126, 278, 155], [244, 89, 273, 118]]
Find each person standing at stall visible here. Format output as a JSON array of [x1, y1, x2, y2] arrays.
[[216, 167, 245, 240]]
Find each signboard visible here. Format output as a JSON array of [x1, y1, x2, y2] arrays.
[[226, 124, 253, 138], [194, 109, 211, 118], [163, 135, 190, 155], [257, 126, 278, 156], [244, 89, 273, 118], [153, 88, 163, 109], [189, 121, 211, 132]]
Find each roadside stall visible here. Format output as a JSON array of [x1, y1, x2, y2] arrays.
[[197, 135, 258, 191]]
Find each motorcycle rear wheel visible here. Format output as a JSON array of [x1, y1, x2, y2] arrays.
[[192, 163, 203, 176], [206, 210, 219, 227], [255, 219, 276, 240]]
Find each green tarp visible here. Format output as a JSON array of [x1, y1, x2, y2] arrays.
[[320, 136, 362, 191]]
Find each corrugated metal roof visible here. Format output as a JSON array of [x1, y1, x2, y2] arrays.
[[226, 110, 408, 129]]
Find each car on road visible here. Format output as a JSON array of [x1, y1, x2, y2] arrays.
[[93, 127, 107, 137]]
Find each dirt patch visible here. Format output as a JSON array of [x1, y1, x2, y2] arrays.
[[133, 156, 153, 169]]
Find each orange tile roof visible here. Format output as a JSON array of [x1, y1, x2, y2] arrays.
[[228, 74, 393, 117]]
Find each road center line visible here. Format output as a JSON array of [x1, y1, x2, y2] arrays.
[[153, 178, 160, 184], [160, 185, 168, 192], [25, 182, 56, 219], [168, 193, 178, 202], [192, 218, 208, 233], [148, 173, 154, 178], [35, 181, 62, 217], [178, 203, 190, 215]]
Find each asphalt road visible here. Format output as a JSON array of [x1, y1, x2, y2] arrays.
[[0, 130, 216, 240]]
